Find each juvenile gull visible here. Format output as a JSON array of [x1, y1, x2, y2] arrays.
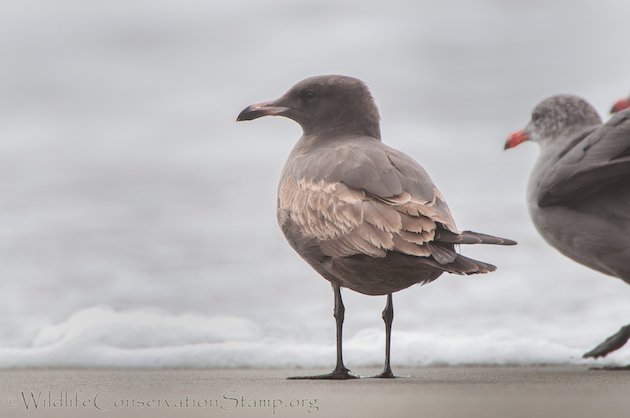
[[238, 75, 516, 379], [505, 95, 630, 363]]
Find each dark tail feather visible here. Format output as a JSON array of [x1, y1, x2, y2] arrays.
[[449, 254, 497, 275], [420, 253, 497, 275], [435, 229, 517, 246], [427, 242, 458, 265]]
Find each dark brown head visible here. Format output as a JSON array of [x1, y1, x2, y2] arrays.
[[504, 95, 602, 150], [237, 75, 381, 140]]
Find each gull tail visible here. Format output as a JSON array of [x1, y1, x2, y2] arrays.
[[435, 229, 517, 246]]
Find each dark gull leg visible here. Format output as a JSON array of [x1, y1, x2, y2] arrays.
[[288, 283, 357, 380], [372, 293, 396, 378], [583, 324, 630, 362]]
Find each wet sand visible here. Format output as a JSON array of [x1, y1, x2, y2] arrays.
[[0, 366, 628, 418]]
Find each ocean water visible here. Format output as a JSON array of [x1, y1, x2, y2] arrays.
[[1, 0, 630, 368]]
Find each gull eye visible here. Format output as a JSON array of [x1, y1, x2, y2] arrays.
[[532, 111, 542, 123], [303, 90, 316, 102]]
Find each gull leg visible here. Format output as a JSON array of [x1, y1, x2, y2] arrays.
[[372, 293, 396, 378], [288, 283, 357, 380]]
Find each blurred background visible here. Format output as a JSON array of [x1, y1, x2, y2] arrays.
[[0, 0, 629, 367]]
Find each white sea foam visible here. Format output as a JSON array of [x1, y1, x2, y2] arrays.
[[0, 306, 628, 368]]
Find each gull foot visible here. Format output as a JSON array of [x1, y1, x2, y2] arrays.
[[583, 325, 630, 359], [589, 365, 630, 371], [370, 369, 396, 379], [288, 368, 358, 380]]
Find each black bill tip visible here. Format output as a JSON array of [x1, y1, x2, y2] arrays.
[[236, 101, 289, 122]]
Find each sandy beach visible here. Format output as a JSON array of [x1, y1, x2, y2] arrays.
[[0, 366, 627, 418]]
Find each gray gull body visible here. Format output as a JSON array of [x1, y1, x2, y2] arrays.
[[505, 95, 630, 363]]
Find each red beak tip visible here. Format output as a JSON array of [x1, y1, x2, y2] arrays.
[[504, 130, 529, 150], [611, 98, 630, 114]]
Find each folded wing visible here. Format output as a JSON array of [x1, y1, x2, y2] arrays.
[[538, 110, 630, 206], [279, 139, 514, 267]]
